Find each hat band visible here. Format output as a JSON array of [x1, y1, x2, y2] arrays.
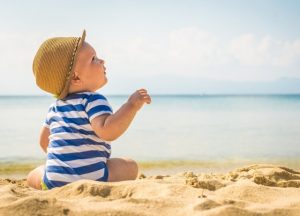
[[56, 37, 81, 98]]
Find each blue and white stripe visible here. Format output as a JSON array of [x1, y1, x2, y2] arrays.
[[43, 92, 113, 189]]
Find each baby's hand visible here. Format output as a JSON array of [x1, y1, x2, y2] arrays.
[[128, 89, 151, 111]]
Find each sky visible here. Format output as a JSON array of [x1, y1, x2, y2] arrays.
[[0, 0, 300, 95]]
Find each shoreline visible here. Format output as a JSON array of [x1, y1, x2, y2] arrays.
[[2, 158, 300, 179]]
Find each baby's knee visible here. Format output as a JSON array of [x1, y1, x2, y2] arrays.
[[26, 170, 36, 188], [123, 158, 139, 178], [26, 166, 44, 190]]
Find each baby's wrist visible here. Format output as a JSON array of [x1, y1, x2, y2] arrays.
[[126, 101, 142, 111]]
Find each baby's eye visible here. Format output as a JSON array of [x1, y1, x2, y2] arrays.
[[92, 56, 96, 62]]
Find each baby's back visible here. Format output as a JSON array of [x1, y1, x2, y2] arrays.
[[42, 92, 113, 189]]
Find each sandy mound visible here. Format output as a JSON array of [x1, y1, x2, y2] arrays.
[[0, 164, 300, 216]]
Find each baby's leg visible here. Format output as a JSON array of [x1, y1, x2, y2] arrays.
[[106, 157, 138, 182], [27, 165, 45, 190]]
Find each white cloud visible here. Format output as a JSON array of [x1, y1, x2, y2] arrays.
[[166, 29, 300, 68], [98, 27, 300, 80], [229, 34, 300, 66], [1, 27, 300, 94], [167, 27, 224, 66], [100, 27, 229, 74]]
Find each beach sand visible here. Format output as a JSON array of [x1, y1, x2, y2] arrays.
[[0, 164, 300, 216]]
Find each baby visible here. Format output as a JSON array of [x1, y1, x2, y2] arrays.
[[27, 30, 151, 190]]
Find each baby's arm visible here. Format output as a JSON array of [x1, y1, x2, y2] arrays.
[[91, 89, 151, 141], [40, 126, 50, 153]]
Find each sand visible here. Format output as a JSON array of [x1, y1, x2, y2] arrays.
[[0, 164, 300, 216]]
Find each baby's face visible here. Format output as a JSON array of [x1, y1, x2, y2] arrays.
[[72, 42, 107, 92]]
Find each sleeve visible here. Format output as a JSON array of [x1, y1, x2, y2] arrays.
[[42, 104, 53, 128], [84, 93, 113, 122], [42, 117, 50, 128]]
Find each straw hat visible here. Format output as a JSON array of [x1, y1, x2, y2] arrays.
[[33, 30, 86, 99]]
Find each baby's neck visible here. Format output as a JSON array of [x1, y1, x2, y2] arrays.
[[68, 85, 91, 94]]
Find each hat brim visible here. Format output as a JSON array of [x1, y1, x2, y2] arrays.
[[57, 30, 86, 99]]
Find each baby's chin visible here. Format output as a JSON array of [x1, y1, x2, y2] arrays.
[[95, 79, 108, 90]]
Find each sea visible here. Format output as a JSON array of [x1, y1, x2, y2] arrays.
[[1, 94, 300, 174]]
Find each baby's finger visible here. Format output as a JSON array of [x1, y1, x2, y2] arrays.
[[140, 92, 149, 96], [143, 95, 152, 104], [138, 89, 147, 93], [140, 92, 150, 98]]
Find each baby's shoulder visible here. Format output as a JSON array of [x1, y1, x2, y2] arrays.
[[70, 92, 109, 109], [83, 92, 109, 103]]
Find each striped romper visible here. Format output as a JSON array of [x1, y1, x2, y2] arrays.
[[41, 92, 113, 189]]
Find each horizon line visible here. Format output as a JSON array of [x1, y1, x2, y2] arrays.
[[1, 93, 300, 97]]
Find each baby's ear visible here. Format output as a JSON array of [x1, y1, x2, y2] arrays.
[[70, 74, 81, 86]]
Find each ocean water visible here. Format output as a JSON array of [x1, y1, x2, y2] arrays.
[[0, 94, 300, 165]]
